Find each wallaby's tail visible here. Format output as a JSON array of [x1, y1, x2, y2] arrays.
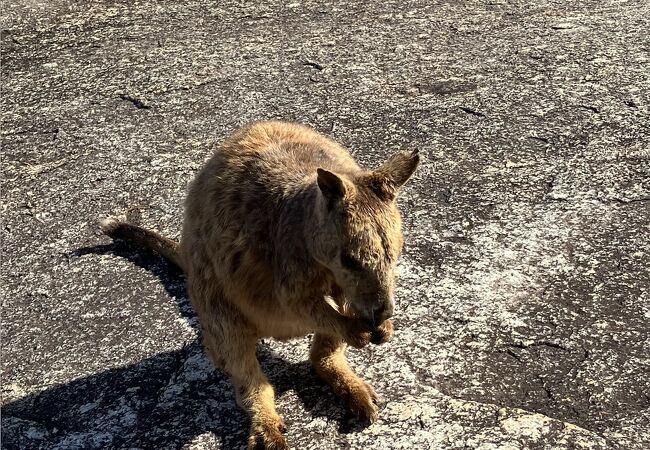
[[100, 217, 185, 272]]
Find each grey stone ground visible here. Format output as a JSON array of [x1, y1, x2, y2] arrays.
[[2, 1, 649, 449]]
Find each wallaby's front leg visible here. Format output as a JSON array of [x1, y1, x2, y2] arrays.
[[201, 323, 287, 450], [310, 333, 381, 422]]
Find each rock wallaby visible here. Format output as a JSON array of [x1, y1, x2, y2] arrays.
[[101, 121, 419, 449]]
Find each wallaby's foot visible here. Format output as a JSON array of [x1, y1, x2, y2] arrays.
[[248, 416, 288, 450], [341, 376, 380, 423], [310, 333, 383, 423], [198, 316, 287, 450]]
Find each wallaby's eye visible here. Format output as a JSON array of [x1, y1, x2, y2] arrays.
[[340, 252, 364, 272]]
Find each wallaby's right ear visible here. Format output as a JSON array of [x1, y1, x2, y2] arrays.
[[317, 168, 346, 207]]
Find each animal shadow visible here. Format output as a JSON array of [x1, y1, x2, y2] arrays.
[[1, 242, 369, 450]]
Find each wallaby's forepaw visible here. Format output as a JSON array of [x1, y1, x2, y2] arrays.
[[371, 319, 394, 345], [344, 379, 380, 423], [248, 418, 288, 450], [344, 320, 373, 349], [344, 318, 394, 348]]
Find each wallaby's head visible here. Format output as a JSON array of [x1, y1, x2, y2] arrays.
[[311, 150, 420, 329]]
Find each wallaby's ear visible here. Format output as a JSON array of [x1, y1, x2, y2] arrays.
[[378, 150, 420, 187], [366, 150, 420, 200], [317, 168, 346, 206]]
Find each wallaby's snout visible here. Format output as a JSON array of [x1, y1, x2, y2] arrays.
[[372, 300, 393, 325], [351, 283, 395, 330]]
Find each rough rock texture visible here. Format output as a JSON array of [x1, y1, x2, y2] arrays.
[[2, 1, 649, 449]]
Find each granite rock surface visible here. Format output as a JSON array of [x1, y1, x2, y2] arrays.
[[2, 1, 649, 449]]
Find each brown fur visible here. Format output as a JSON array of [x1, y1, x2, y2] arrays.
[[101, 121, 418, 449]]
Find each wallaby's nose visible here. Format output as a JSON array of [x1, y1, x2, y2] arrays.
[[372, 302, 393, 325]]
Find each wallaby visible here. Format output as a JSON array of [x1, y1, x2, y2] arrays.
[[101, 120, 419, 449]]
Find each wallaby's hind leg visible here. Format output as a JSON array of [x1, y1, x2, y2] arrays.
[[309, 333, 379, 423], [196, 296, 287, 450]]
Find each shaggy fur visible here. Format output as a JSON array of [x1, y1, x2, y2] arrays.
[[101, 121, 418, 449]]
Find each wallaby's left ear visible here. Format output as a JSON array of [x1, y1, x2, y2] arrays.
[[376, 149, 420, 188], [363, 150, 419, 201]]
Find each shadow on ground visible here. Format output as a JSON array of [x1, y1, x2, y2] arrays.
[[1, 244, 369, 450]]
